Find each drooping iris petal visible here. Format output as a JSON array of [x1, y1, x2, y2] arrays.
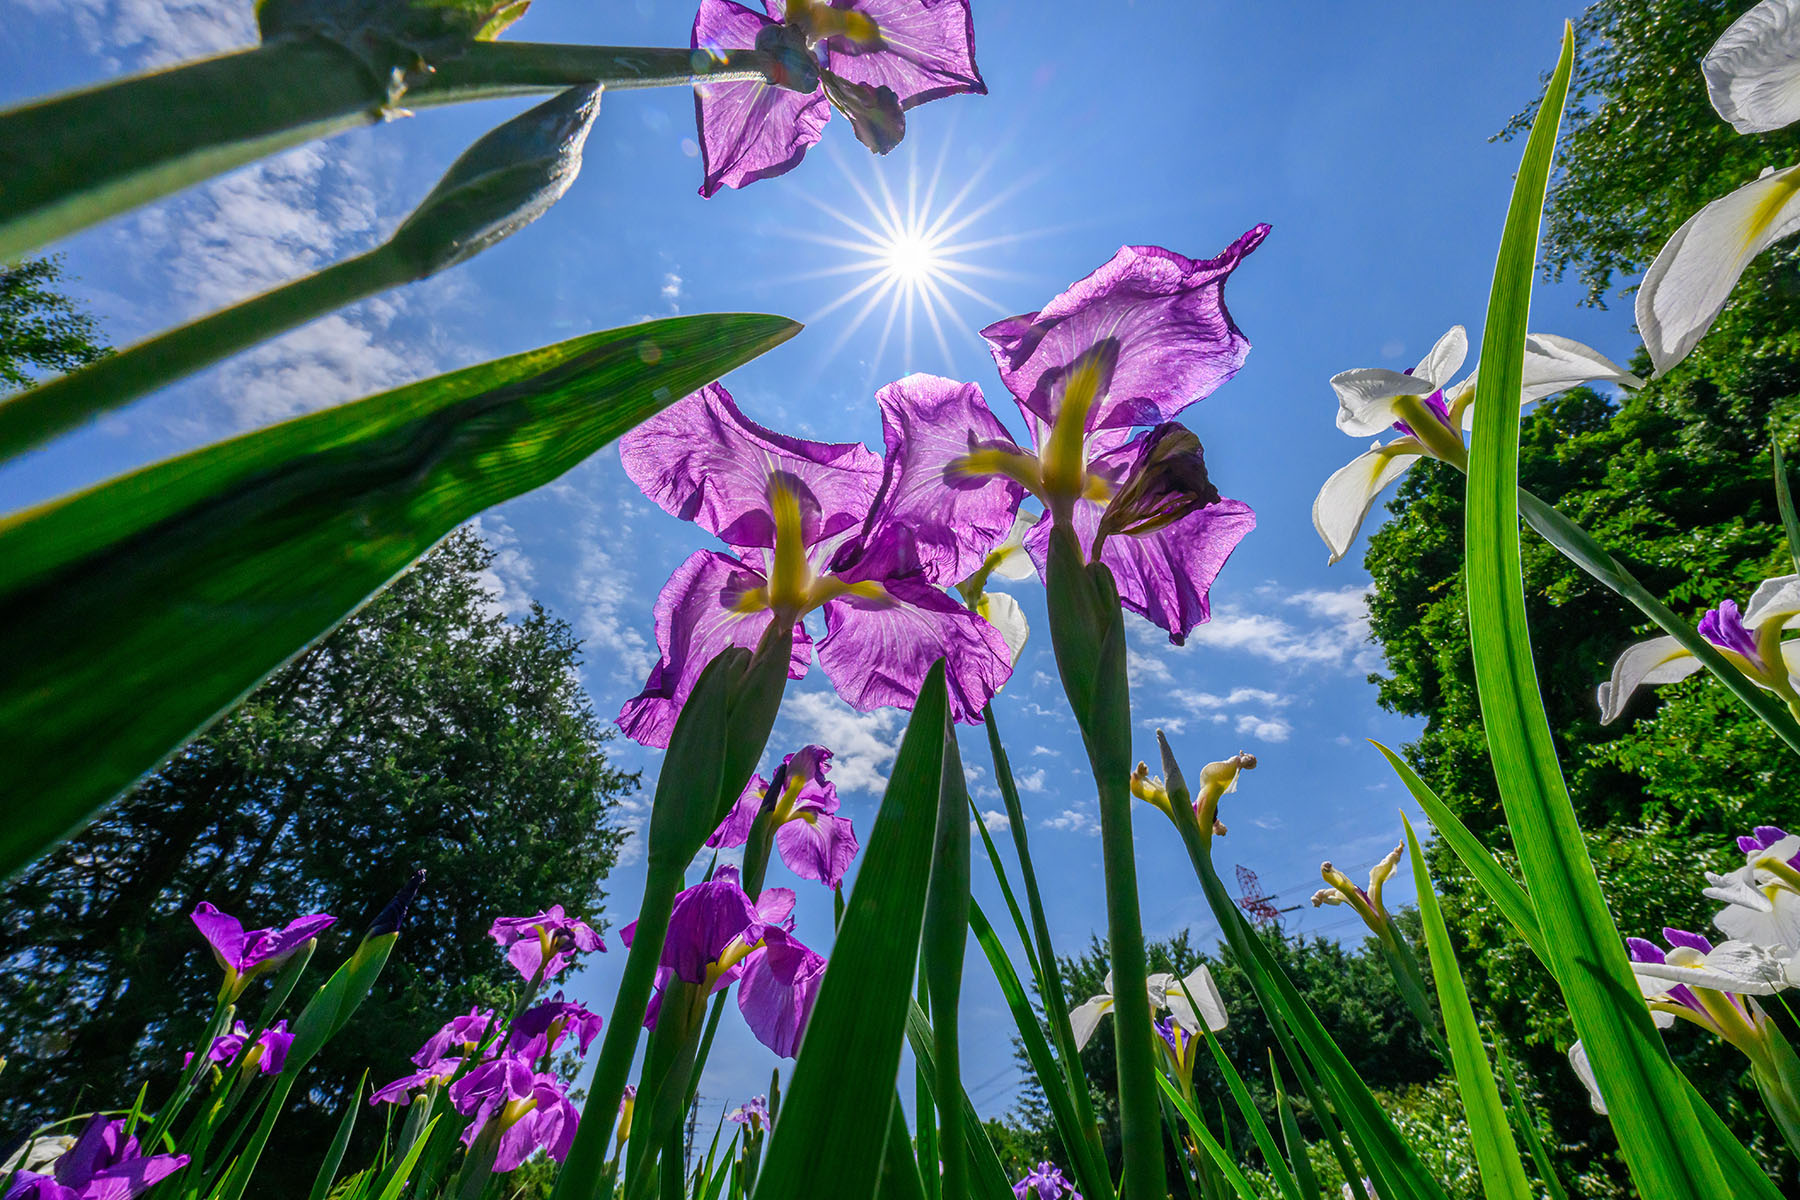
[[1068, 992, 1113, 1050], [974, 590, 1029, 667], [1329, 369, 1441, 437], [1596, 635, 1704, 723], [1025, 496, 1256, 645], [1704, 0, 1800, 133], [617, 550, 812, 749], [1636, 164, 1800, 374], [708, 775, 770, 849], [190, 904, 248, 974], [1410, 325, 1469, 389], [816, 573, 1012, 722], [415, 1006, 496, 1067], [492, 1076, 580, 1171], [752, 885, 798, 929], [662, 881, 760, 985], [774, 809, 860, 887], [370, 1058, 461, 1105], [490, 905, 603, 982], [736, 927, 827, 1057], [1161, 965, 1228, 1033], [1743, 572, 1800, 629], [853, 374, 1026, 587], [1630, 940, 1791, 995], [981, 227, 1270, 431], [786, 0, 986, 108], [692, 0, 832, 197], [1312, 442, 1425, 565], [620, 382, 882, 554], [1451, 334, 1645, 431]]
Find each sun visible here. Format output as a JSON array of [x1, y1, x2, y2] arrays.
[[770, 127, 1049, 387]]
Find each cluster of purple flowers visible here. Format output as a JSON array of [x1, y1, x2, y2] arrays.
[[370, 907, 606, 1173], [691, 0, 985, 197], [1013, 1161, 1080, 1200], [618, 229, 1267, 745], [708, 744, 859, 888], [2, 1116, 188, 1200]]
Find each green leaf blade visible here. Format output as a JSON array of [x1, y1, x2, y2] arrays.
[[0, 313, 799, 881], [1461, 24, 1728, 1197]]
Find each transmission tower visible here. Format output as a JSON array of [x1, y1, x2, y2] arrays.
[[1235, 864, 1284, 929]]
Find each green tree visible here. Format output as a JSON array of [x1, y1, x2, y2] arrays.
[[0, 529, 635, 1172], [1361, 3, 1800, 1191], [0, 256, 109, 391]]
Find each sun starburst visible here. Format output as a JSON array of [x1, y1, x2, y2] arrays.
[[771, 123, 1052, 390]]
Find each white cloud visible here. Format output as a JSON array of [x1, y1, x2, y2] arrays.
[[1234, 714, 1292, 743], [24, 0, 255, 69], [661, 271, 683, 308], [612, 790, 652, 867], [1170, 687, 1291, 712], [1140, 715, 1187, 734], [1012, 768, 1047, 794], [545, 468, 657, 688], [1127, 649, 1172, 687], [465, 514, 536, 620], [781, 691, 902, 795], [1041, 806, 1099, 836], [1154, 587, 1378, 673], [1030, 745, 1060, 758], [972, 809, 1010, 835]]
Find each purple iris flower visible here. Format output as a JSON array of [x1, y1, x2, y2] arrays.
[[185, 1020, 293, 1075], [1627, 930, 1753, 1032], [447, 1054, 580, 1172], [727, 1095, 771, 1131], [616, 381, 1018, 747], [370, 1057, 461, 1106], [691, 0, 984, 196], [1738, 825, 1800, 863], [190, 902, 334, 994], [708, 744, 860, 888], [3, 1116, 188, 1200], [620, 876, 823, 1057], [507, 994, 604, 1061], [487, 906, 604, 983], [1699, 599, 1765, 671], [1012, 1161, 1081, 1200], [413, 1006, 497, 1067]]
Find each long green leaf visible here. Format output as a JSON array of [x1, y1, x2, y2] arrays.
[[1517, 488, 1800, 757], [880, 1091, 929, 1200], [1462, 23, 1727, 1197], [1495, 1042, 1570, 1200], [967, 903, 1110, 1200], [1401, 816, 1532, 1200], [903, 1001, 1016, 1200], [921, 722, 972, 1200], [1774, 444, 1800, 577], [1156, 1075, 1261, 1200], [0, 40, 786, 262], [0, 313, 798, 882], [1196, 1020, 1301, 1200], [1272, 1061, 1322, 1200], [751, 664, 949, 1200], [1379, 753, 1786, 1198]]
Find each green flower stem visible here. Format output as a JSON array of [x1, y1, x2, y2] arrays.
[[1043, 522, 1161, 1200], [982, 705, 1107, 1175], [0, 247, 401, 462], [921, 731, 971, 1200], [0, 38, 783, 262], [1374, 925, 1447, 1057], [1516, 487, 1800, 757], [146, 996, 235, 1148]]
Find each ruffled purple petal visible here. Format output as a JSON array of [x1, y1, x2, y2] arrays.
[[753, 886, 797, 929], [371, 1058, 461, 1105], [708, 775, 770, 849], [775, 811, 859, 887], [981, 227, 1270, 431], [663, 881, 759, 984], [190, 903, 247, 973], [790, 0, 985, 108], [693, 0, 831, 197], [736, 927, 827, 1057], [82, 1154, 191, 1200], [846, 374, 1025, 587], [617, 550, 811, 749], [1026, 496, 1256, 645], [238, 912, 335, 973], [620, 383, 882, 557], [817, 575, 1012, 723], [414, 1007, 497, 1067], [253, 1022, 294, 1074]]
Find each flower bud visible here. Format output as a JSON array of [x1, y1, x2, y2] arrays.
[[820, 71, 905, 154], [754, 23, 823, 93], [258, 0, 532, 75], [1096, 422, 1220, 550], [389, 83, 601, 279]]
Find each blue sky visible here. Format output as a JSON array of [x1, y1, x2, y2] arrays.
[[1, 0, 1645, 1133]]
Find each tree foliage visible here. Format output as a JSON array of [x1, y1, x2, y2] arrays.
[[0, 530, 634, 1167], [0, 256, 109, 391]]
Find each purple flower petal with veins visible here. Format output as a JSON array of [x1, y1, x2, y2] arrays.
[[657, 880, 760, 986], [775, 809, 859, 887], [508, 994, 604, 1060], [615, 550, 814, 749], [737, 926, 827, 1056], [20, 1116, 189, 1200], [981, 227, 1270, 431], [852, 374, 1026, 587], [817, 571, 1012, 721], [620, 383, 882, 557], [414, 1006, 497, 1067], [371, 1058, 461, 1106], [779, 0, 985, 109], [488, 906, 603, 982], [709, 775, 772, 849], [1025, 493, 1256, 645], [190, 903, 334, 981], [692, 0, 831, 197]]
